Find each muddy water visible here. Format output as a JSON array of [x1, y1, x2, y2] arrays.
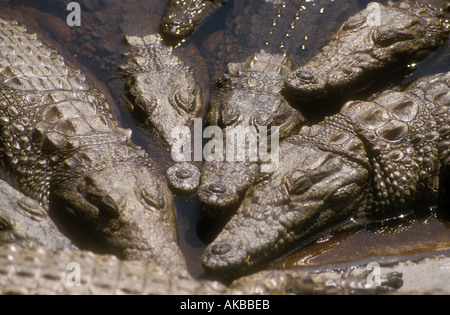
[[0, 0, 449, 280]]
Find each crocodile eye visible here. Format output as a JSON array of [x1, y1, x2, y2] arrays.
[[83, 177, 124, 218], [141, 185, 165, 210], [286, 173, 313, 195], [255, 112, 274, 127], [174, 87, 197, 113], [134, 98, 156, 121], [294, 69, 316, 83]]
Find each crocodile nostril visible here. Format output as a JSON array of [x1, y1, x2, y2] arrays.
[[210, 243, 231, 255], [175, 169, 193, 179], [295, 69, 315, 82], [209, 184, 226, 193]]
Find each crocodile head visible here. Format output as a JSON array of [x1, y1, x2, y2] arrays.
[[121, 34, 203, 146], [160, 0, 216, 38], [51, 147, 187, 273], [285, 0, 449, 100], [127, 66, 203, 145], [198, 50, 305, 217], [202, 138, 370, 280]]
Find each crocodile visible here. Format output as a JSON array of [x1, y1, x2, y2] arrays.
[[0, 166, 405, 295], [196, 0, 356, 215], [0, 16, 188, 275], [0, 179, 75, 249], [119, 33, 207, 193], [197, 0, 449, 217], [160, 0, 221, 39], [202, 71, 450, 281], [200, 0, 363, 82], [119, 33, 204, 146], [198, 50, 306, 216], [0, 243, 404, 294], [284, 0, 450, 100]]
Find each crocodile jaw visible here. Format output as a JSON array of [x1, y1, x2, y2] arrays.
[[202, 143, 369, 280], [284, 0, 449, 100], [51, 162, 187, 273], [198, 161, 260, 217]]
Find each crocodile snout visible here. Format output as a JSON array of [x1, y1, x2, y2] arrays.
[[210, 243, 231, 255]]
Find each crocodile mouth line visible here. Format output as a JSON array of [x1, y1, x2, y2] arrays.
[[208, 212, 360, 281]]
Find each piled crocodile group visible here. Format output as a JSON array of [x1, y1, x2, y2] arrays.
[[197, 0, 450, 215], [203, 71, 450, 280], [0, 0, 449, 294], [0, 16, 187, 277]]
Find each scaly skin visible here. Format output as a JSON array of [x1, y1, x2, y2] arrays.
[[165, 162, 201, 194], [198, 50, 306, 216], [198, 0, 449, 217], [0, 179, 75, 250], [161, 0, 219, 38], [0, 244, 227, 295], [201, 0, 361, 81], [0, 17, 187, 275], [202, 71, 450, 281], [285, 0, 450, 100], [0, 243, 403, 294], [120, 34, 204, 146]]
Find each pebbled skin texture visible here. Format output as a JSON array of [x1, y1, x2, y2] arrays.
[[0, 243, 403, 294], [197, 0, 449, 218], [0, 244, 227, 295], [198, 50, 306, 216], [0, 17, 187, 275], [166, 162, 201, 194], [0, 179, 75, 250], [284, 0, 450, 100], [120, 34, 204, 146], [202, 0, 362, 81], [202, 71, 450, 281], [161, 0, 219, 38]]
